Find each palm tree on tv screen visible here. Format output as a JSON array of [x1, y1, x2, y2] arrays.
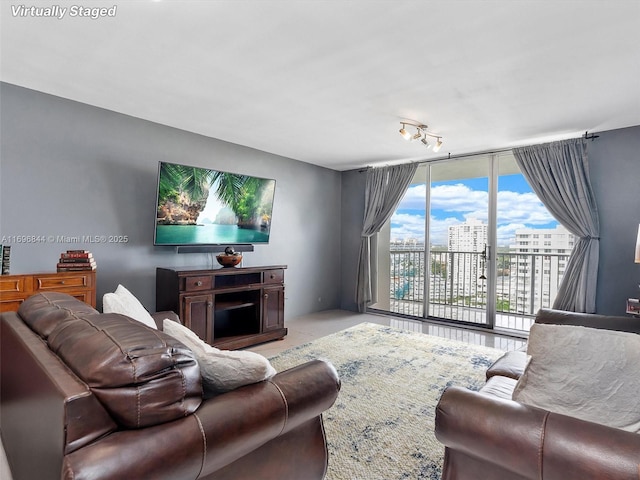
[[158, 163, 268, 227], [158, 163, 213, 204], [212, 172, 269, 227]]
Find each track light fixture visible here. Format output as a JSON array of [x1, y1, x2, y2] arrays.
[[399, 121, 443, 152]]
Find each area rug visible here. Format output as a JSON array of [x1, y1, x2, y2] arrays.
[[268, 322, 505, 480]]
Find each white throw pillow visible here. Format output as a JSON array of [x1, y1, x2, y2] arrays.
[[163, 319, 276, 395], [102, 284, 157, 330], [512, 323, 640, 433]]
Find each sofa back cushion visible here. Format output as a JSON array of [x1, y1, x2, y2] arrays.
[[47, 312, 202, 428], [18, 292, 99, 339], [535, 308, 640, 334], [513, 323, 640, 432]]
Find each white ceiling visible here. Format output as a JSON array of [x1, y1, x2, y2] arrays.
[[1, 0, 639, 171]]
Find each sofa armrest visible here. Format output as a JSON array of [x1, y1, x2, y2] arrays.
[[542, 409, 640, 480], [196, 359, 340, 475], [435, 386, 547, 479], [152, 310, 180, 329], [535, 308, 640, 334], [62, 359, 340, 480], [435, 386, 640, 480], [485, 350, 528, 380]]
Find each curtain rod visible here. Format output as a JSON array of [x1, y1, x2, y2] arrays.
[[358, 146, 513, 173], [358, 132, 597, 173]]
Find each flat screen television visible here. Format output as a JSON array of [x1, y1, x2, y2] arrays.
[[154, 161, 276, 246]]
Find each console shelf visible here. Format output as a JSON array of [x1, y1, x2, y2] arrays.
[[216, 300, 257, 311], [156, 265, 287, 350]]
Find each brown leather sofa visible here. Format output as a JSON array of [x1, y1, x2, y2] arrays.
[[435, 308, 640, 480], [1, 292, 341, 480]]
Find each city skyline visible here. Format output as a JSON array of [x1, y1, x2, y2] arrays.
[[391, 173, 559, 247]]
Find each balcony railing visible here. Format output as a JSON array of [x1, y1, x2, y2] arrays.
[[387, 249, 570, 333]]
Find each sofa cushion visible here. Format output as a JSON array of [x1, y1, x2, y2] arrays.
[[512, 323, 640, 433], [102, 284, 157, 329], [486, 350, 529, 380], [47, 312, 202, 428], [163, 319, 276, 397], [18, 292, 99, 339], [479, 375, 519, 400]]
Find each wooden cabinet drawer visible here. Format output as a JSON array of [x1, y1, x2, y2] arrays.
[[264, 269, 284, 284], [67, 291, 94, 305], [35, 273, 91, 291], [183, 275, 212, 292], [0, 276, 29, 294], [0, 298, 26, 312]]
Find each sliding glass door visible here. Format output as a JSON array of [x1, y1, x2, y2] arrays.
[[494, 153, 574, 331], [371, 151, 572, 334], [428, 155, 491, 326]]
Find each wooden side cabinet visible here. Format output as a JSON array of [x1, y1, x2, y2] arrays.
[[156, 265, 287, 350], [0, 270, 97, 312]]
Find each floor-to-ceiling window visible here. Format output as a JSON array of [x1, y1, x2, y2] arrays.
[[370, 151, 574, 335]]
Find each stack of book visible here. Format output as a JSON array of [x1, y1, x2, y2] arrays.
[[1, 245, 11, 275], [57, 250, 97, 272]]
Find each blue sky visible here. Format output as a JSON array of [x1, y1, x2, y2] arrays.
[[391, 173, 559, 246]]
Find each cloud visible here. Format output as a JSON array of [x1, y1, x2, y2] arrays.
[[432, 184, 488, 212], [398, 184, 427, 210], [497, 191, 554, 225], [391, 183, 557, 246]]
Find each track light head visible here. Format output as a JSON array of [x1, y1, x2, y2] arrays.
[[433, 138, 443, 152], [421, 135, 429, 147], [411, 129, 422, 141], [399, 124, 412, 140]]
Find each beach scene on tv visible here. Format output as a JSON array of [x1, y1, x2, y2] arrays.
[[155, 162, 276, 245]]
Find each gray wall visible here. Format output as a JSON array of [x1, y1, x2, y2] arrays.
[[339, 168, 366, 312], [339, 125, 640, 316], [0, 82, 342, 318], [589, 126, 640, 315]]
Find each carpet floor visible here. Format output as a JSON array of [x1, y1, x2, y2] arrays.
[[268, 322, 505, 480]]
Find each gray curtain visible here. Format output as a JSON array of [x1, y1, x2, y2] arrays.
[[355, 163, 418, 312], [513, 138, 599, 313]]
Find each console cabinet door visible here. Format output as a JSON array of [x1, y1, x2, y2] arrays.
[[182, 294, 213, 343], [262, 286, 284, 332]]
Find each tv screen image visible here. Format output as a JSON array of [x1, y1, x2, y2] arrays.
[[154, 162, 276, 246]]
